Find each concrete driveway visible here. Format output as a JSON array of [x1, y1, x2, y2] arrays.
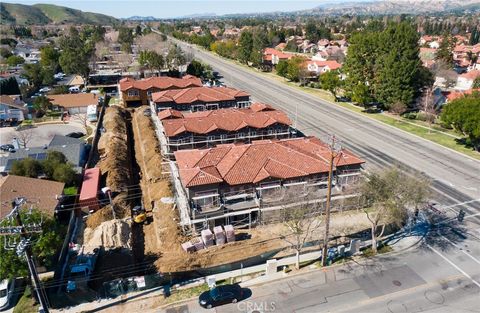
[[0, 122, 85, 147]]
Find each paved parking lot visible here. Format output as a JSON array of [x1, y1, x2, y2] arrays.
[[0, 122, 84, 147]]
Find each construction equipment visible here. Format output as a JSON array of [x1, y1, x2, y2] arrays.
[[132, 205, 148, 224]]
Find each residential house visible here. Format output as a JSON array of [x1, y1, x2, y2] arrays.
[[118, 75, 202, 107], [298, 40, 317, 54], [223, 28, 241, 38], [306, 60, 342, 77], [0, 135, 87, 173], [158, 102, 292, 155], [152, 86, 251, 112], [455, 70, 480, 90], [312, 46, 346, 62], [55, 75, 85, 88], [317, 39, 330, 50], [0, 95, 27, 124], [173, 136, 364, 229], [0, 175, 65, 220], [263, 48, 294, 66], [48, 93, 99, 114]]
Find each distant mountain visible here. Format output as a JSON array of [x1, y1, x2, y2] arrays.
[[305, 0, 480, 15], [179, 12, 217, 19], [123, 16, 159, 21], [0, 3, 118, 25]]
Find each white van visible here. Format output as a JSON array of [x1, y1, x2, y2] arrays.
[[69, 86, 80, 93]]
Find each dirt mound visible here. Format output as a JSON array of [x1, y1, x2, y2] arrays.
[[83, 219, 132, 253], [97, 106, 131, 193]]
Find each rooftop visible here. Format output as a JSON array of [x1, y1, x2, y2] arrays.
[[174, 136, 365, 188], [0, 175, 64, 220], [152, 86, 250, 104], [119, 75, 202, 91], [48, 93, 98, 108], [160, 103, 292, 137]]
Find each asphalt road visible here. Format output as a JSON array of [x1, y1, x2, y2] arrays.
[[160, 215, 480, 313], [170, 38, 480, 218]]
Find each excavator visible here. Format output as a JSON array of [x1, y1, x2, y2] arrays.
[[132, 205, 149, 224]]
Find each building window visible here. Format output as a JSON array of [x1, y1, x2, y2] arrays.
[[207, 135, 215, 141], [267, 129, 275, 135], [220, 134, 228, 141], [127, 89, 139, 97], [237, 132, 245, 139], [250, 131, 256, 137], [147, 90, 153, 97]]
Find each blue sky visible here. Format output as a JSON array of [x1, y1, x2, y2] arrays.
[[1, 1, 372, 19]]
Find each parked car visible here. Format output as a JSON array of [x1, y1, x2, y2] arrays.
[[0, 279, 14, 310], [69, 86, 80, 93], [54, 72, 65, 80], [39, 86, 51, 93], [198, 284, 243, 309], [65, 132, 85, 139], [0, 144, 15, 152]]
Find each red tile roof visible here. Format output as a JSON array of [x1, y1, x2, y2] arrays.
[[308, 60, 342, 70], [160, 105, 292, 137], [175, 137, 365, 188], [119, 75, 202, 92], [459, 70, 480, 80], [263, 48, 294, 60], [446, 89, 480, 102], [152, 86, 250, 104]]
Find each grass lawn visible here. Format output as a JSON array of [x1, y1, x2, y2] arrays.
[[210, 52, 479, 160], [13, 287, 38, 313], [63, 186, 77, 195]]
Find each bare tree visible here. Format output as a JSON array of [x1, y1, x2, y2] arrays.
[[279, 196, 323, 270], [135, 33, 170, 54], [73, 113, 90, 134], [358, 167, 430, 254], [11, 128, 34, 148], [420, 87, 437, 132]]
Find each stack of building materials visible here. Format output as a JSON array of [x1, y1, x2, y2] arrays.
[[213, 226, 226, 245], [181, 241, 195, 253], [191, 237, 205, 251], [224, 225, 235, 243], [201, 229, 214, 247]]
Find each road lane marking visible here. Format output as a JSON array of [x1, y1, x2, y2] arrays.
[[440, 234, 480, 265], [427, 244, 480, 288]]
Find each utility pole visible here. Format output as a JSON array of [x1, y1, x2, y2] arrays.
[[322, 135, 341, 267], [4, 198, 50, 313]]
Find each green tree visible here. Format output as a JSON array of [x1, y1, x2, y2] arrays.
[[40, 44, 60, 73], [0, 209, 65, 279], [6, 55, 25, 66], [436, 33, 455, 67], [276, 60, 289, 78], [166, 45, 185, 71], [23, 63, 43, 89], [359, 167, 430, 254], [139, 50, 164, 74], [32, 95, 52, 117], [251, 30, 269, 67], [52, 163, 77, 186], [118, 26, 134, 53], [320, 70, 342, 100], [351, 83, 374, 107], [59, 27, 91, 78], [286, 56, 306, 82], [441, 94, 480, 151], [343, 31, 379, 102], [0, 77, 21, 95], [10, 158, 43, 178], [238, 31, 253, 64], [42, 151, 68, 178], [186, 59, 205, 78], [0, 48, 12, 58], [374, 22, 423, 109]]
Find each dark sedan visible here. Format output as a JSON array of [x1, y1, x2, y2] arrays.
[[199, 284, 243, 309]]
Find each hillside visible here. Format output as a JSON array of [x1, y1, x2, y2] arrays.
[[0, 3, 118, 25], [309, 0, 480, 15]]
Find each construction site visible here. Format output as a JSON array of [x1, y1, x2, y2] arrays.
[[53, 94, 377, 308]]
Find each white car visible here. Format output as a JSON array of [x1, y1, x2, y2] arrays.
[[39, 87, 51, 93], [0, 279, 14, 311]]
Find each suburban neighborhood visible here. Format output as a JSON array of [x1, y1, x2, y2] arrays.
[[0, 1, 479, 313]]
